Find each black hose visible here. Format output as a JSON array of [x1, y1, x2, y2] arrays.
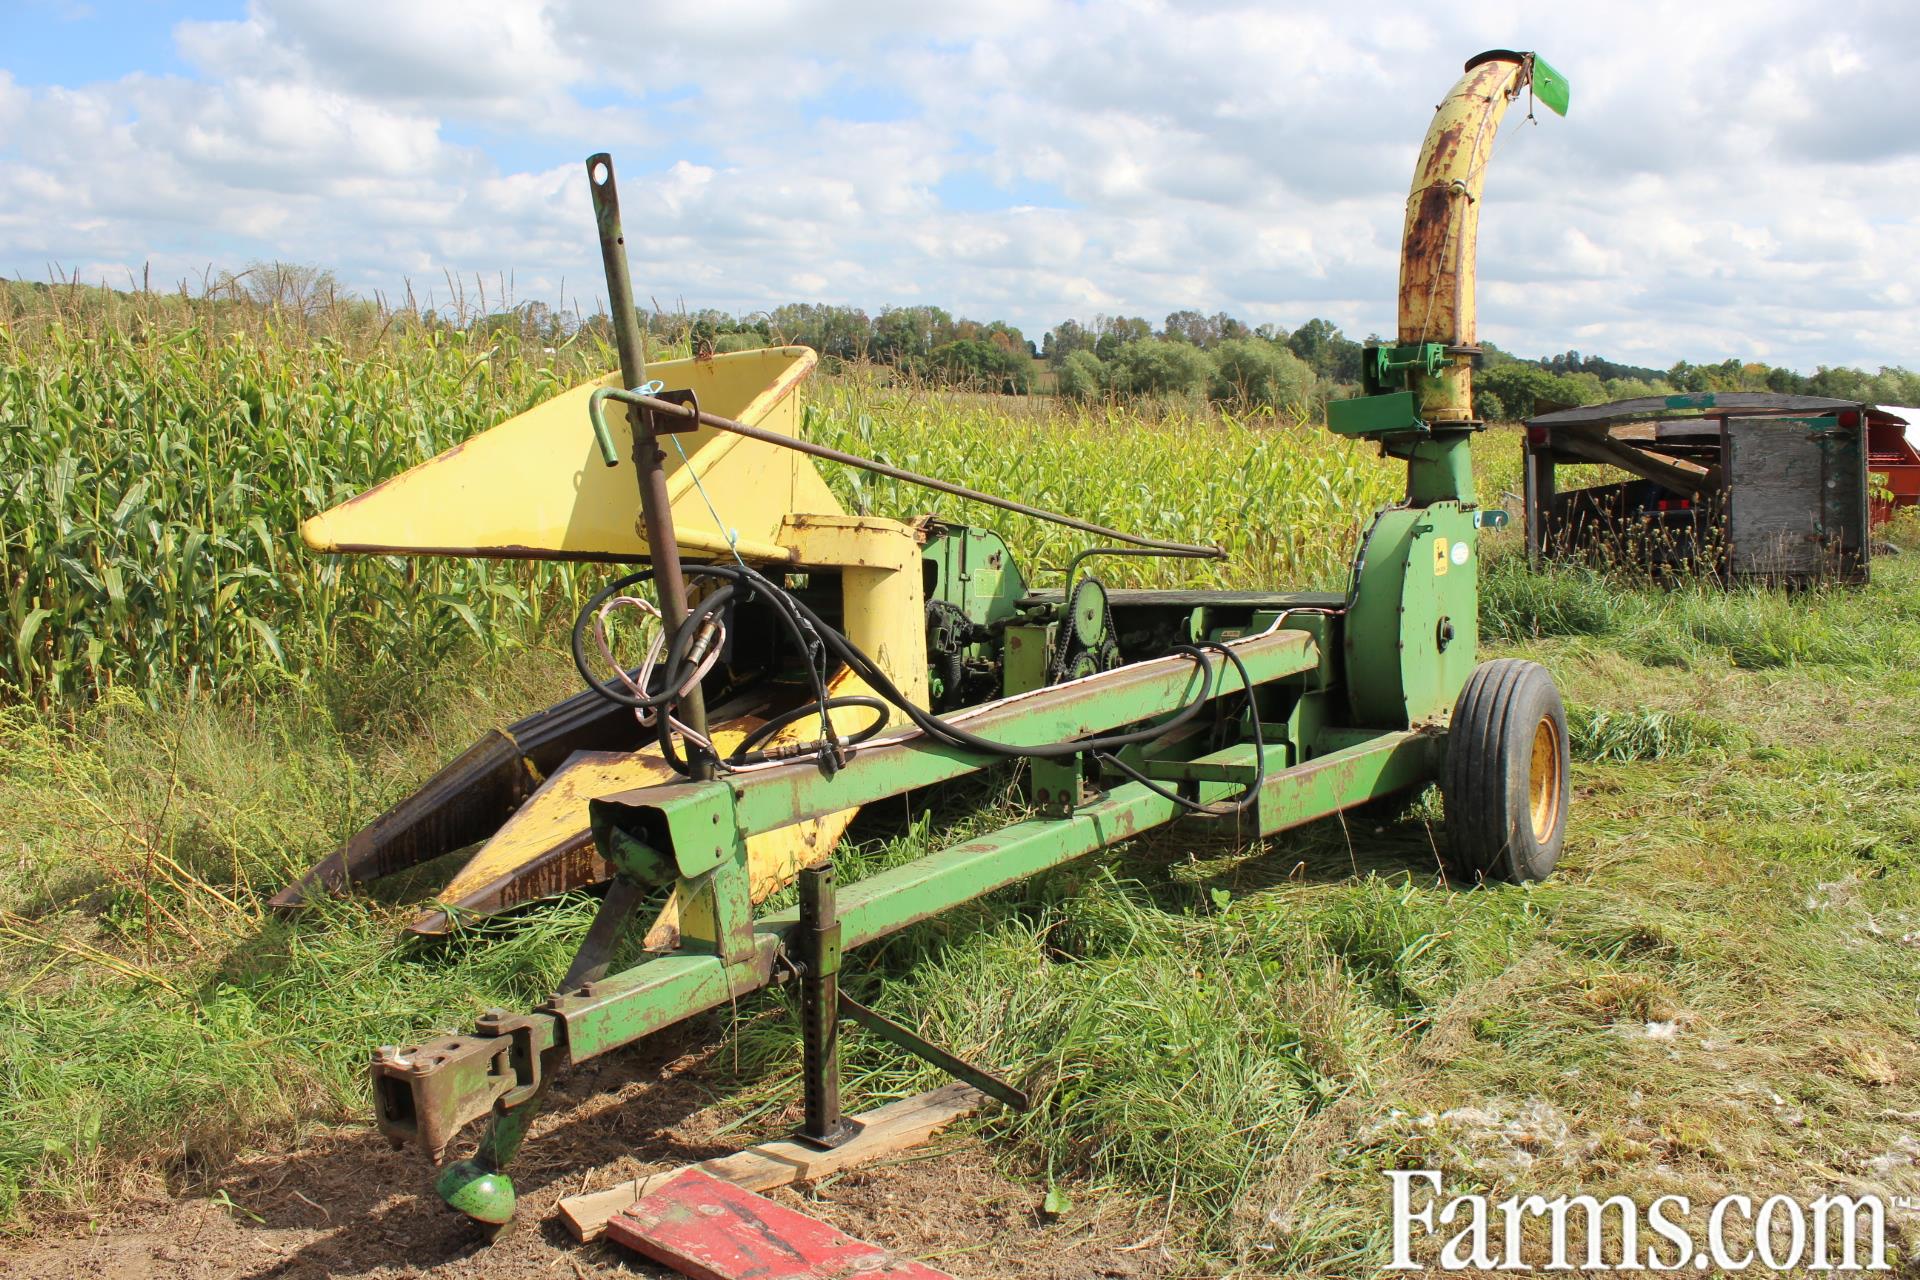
[[1092, 642, 1265, 816], [574, 564, 1265, 810], [731, 696, 892, 764]]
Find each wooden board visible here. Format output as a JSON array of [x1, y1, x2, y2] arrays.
[[606, 1168, 957, 1280], [1726, 416, 1825, 576], [558, 1082, 984, 1242]]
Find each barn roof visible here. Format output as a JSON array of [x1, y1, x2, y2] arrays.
[[1526, 392, 1865, 430]]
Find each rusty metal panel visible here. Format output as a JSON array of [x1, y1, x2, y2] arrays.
[[1529, 393, 1861, 430], [272, 682, 645, 914], [606, 1169, 957, 1280], [269, 730, 535, 910], [1821, 415, 1871, 582]]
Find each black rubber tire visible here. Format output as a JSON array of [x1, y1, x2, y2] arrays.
[[1442, 659, 1569, 883]]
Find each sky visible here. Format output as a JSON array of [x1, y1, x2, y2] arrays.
[[2, 0, 1918, 371]]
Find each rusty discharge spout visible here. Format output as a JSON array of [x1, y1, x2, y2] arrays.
[[1398, 51, 1557, 424]]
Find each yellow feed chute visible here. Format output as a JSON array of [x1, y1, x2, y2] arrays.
[[1397, 50, 1568, 424]]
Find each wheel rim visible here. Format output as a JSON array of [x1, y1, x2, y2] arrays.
[[1527, 714, 1561, 843]]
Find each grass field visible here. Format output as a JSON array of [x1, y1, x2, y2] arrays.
[[3, 303, 1919, 1275]]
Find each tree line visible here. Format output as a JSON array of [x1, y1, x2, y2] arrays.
[[658, 304, 1356, 411], [14, 267, 1918, 423], [653, 301, 1920, 420], [1474, 347, 1920, 421]]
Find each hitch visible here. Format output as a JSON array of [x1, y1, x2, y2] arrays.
[[372, 1010, 559, 1163]]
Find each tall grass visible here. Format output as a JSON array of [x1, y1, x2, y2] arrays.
[[0, 654, 598, 1215], [1478, 548, 1920, 669]]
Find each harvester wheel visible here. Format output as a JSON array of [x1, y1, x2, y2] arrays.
[[1442, 659, 1568, 883]]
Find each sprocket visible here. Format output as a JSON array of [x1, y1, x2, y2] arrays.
[[1049, 574, 1120, 684]]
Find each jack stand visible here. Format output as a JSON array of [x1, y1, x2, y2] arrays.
[[795, 867, 1031, 1140], [795, 865, 860, 1149], [839, 995, 1030, 1113]]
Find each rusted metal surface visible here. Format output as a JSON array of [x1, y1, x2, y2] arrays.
[[794, 866, 855, 1149], [644, 386, 702, 435], [1556, 425, 1719, 497], [1867, 409, 1920, 522], [1397, 57, 1521, 348], [1526, 396, 1875, 583], [372, 1010, 559, 1162], [272, 684, 642, 914], [270, 731, 534, 910], [1396, 53, 1534, 423], [403, 836, 612, 936], [606, 1169, 958, 1279], [1530, 393, 1863, 429]]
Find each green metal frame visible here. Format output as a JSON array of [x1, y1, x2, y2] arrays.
[[370, 605, 1454, 1204]]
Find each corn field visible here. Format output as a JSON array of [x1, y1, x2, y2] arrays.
[[1, 291, 1399, 707], [0, 296, 604, 704], [807, 379, 1399, 591]]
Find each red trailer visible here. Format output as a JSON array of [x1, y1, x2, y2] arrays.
[[1867, 405, 1920, 524]]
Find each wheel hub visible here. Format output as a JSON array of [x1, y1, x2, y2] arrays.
[[1527, 713, 1561, 843]]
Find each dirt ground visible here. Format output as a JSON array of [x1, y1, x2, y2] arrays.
[[0, 1040, 1179, 1280]]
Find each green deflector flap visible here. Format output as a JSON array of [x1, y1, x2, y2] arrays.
[[1529, 53, 1570, 117]]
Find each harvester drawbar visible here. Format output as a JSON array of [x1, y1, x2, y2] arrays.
[[280, 51, 1573, 1233]]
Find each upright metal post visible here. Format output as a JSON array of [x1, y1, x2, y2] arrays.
[[796, 865, 858, 1148], [586, 152, 712, 778]]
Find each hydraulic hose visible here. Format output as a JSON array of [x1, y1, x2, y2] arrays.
[[573, 563, 1265, 810]]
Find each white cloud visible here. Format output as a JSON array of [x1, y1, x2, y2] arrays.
[[3, 0, 1920, 368]]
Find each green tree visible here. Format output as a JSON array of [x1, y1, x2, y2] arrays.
[[1208, 338, 1314, 410], [1093, 316, 1155, 360], [923, 338, 1031, 394], [1475, 363, 1608, 422], [769, 303, 871, 361], [872, 306, 952, 363], [1044, 319, 1093, 365], [1162, 309, 1211, 345], [1108, 339, 1213, 398], [1286, 317, 1362, 383], [1056, 349, 1107, 401]]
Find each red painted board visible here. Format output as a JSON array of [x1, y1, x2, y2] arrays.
[[605, 1168, 958, 1280]]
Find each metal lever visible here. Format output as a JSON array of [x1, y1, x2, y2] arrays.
[[794, 865, 1030, 1147]]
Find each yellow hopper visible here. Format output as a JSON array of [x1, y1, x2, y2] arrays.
[[301, 347, 839, 562], [275, 347, 929, 940]]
